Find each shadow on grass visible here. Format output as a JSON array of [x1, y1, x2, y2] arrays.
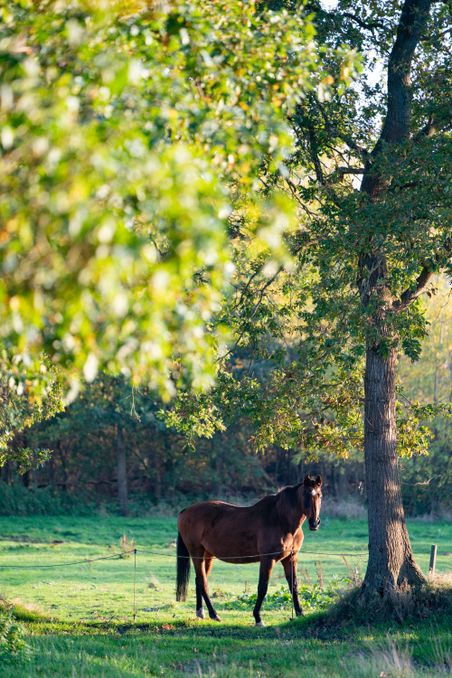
[[1, 603, 451, 678], [2, 613, 450, 678]]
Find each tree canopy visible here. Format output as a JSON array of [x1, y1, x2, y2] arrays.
[[165, 0, 451, 455], [0, 0, 357, 400]]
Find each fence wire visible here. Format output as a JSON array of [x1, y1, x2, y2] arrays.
[[0, 546, 368, 568]]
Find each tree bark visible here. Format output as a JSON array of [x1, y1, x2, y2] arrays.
[[116, 423, 128, 516], [362, 342, 424, 597]]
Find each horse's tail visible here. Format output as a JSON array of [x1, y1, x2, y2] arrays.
[[176, 531, 190, 602]]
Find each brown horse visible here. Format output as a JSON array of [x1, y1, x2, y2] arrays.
[[176, 475, 322, 625]]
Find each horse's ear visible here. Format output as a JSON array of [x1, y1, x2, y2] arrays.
[[315, 475, 322, 486], [303, 475, 312, 486]]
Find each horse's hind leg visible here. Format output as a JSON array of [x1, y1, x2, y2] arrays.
[[198, 553, 215, 620], [253, 557, 274, 626], [205, 553, 214, 578], [193, 555, 220, 622], [282, 555, 302, 616]]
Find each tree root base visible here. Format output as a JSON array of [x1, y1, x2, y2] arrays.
[[325, 580, 451, 626]]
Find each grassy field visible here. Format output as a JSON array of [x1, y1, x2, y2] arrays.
[[0, 513, 450, 677]]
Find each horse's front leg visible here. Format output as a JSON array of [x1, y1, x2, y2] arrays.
[[282, 555, 302, 616], [253, 557, 274, 627]]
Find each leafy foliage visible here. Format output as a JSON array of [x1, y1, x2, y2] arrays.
[[0, 0, 343, 400], [0, 606, 27, 658], [0, 483, 93, 516], [398, 281, 452, 513], [223, 579, 353, 612], [11, 371, 269, 504], [0, 351, 64, 470]]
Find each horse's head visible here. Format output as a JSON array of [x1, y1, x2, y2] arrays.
[[303, 475, 322, 531]]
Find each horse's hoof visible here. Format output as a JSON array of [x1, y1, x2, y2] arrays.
[[212, 615, 221, 622], [196, 609, 205, 620], [255, 621, 265, 627]]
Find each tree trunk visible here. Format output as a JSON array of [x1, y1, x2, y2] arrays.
[[154, 458, 162, 500], [3, 461, 13, 485], [362, 341, 425, 597], [116, 423, 128, 516], [21, 469, 33, 488], [357, 0, 434, 603]]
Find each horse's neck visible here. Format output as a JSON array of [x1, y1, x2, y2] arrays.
[[275, 489, 305, 535]]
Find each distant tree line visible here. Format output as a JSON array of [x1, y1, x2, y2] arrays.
[[0, 371, 363, 514], [1, 362, 449, 518]]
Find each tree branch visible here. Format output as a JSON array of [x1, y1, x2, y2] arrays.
[[307, 127, 325, 185], [342, 12, 385, 32], [393, 237, 451, 311], [316, 102, 370, 162], [335, 166, 365, 175], [284, 177, 318, 217], [414, 112, 452, 142], [414, 113, 437, 140], [392, 265, 434, 311]]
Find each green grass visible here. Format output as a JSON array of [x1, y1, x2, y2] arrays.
[[0, 514, 450, 676]]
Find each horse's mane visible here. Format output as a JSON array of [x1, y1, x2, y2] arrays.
[[274, 483, 302, 514], [276, 483, 300, 495], [248, 483, 301, 513]]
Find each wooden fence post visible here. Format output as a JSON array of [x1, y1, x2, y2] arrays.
[[429, 544, 437, 576]]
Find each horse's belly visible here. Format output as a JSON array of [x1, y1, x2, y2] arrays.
[[216, 555, 261, 564], [202, 526, 258, 563]]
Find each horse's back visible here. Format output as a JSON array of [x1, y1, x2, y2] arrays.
[[178, 497, 273, 528], [178, 500, 244, 534], [178, 497, 276, 561]]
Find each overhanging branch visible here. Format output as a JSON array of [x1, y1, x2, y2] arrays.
[[335, 166, 365, 175], [393, 237, 451, 311], [393, 266, 434, 311], [342, 12, 385, 32]]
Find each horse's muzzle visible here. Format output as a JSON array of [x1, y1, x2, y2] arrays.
[[309, 518, 321, 531]]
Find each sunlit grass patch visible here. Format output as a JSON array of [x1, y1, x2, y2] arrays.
[[0, 515, 450, 677]]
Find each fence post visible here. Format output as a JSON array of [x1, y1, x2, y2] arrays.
[[133, 548, 137, 622], [428, 544, 437, 576]]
